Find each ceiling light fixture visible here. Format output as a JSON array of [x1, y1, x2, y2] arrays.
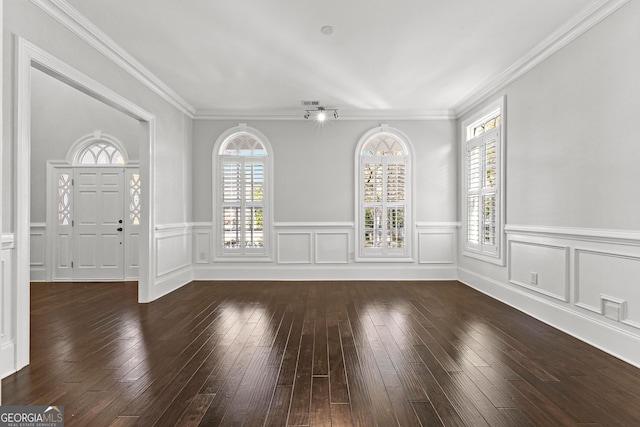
[[304, 106, 339, 121]]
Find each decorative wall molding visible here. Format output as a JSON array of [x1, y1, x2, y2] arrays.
[[155, 226, 192, 278], [454, 0, 630, 117], [193, 265, 457, 282], [155, 222, 192, 232], [30, 224, 47, 282], [30, 0, 195, 117], [506, 224, 640, 245], [1, 234, 14, 250], [508, 240, 570, 302], [458, 267, 640, 369], [274, 222, 355, 229], [277, 233, 313, 264], [574, 248, 640, 330]]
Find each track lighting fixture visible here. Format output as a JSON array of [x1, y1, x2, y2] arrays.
[[304, 106, 339, 121]]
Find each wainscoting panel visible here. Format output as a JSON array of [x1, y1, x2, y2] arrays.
[[418, 231, 455, 264], [155, 224, 192, 277], [508, 240, 569, 301], [575, 249, 640, 329], [315, 232, 349, 264], [460, 225, 640, 368], [194, 231, 210, 264], [30, 224, 47, 282], [1, 234, 16, 378], [277, 233, 312, 264], [192, 222, 457, 280]]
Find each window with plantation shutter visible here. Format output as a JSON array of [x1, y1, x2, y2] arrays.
[[214, 126, 272, 259], [462, 98, 504, 264], [356, 126, 412, 260]]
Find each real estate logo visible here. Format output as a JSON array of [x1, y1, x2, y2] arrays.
[[0, 406, 64, 427]]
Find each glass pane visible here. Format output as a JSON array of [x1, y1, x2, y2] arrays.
[[78, 142, 124, 165], [129, 173, 141, 225], [223, 206, 241, 248], [362, 134, 406, 156], [221, 133, 268, 156], [472, 114, 501, 138], [245, 207, 264, 248], [363, 207, 383, 248], [245, 163, 264, 202], [364, 163, 383, 203], [386, 207, 405, 248], [484, 140, 496, 189], [58, 173, 71, 225], [483, 193, 496, 245]]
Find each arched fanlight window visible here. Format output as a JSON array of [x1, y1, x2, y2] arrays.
[[77, 141, 125, 165], [213, 124, 273, 259], [68, 131, 129, 166], [355, 125, 412, 259]]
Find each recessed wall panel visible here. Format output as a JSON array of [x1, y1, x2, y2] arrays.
[[509, 240, 569, 301]]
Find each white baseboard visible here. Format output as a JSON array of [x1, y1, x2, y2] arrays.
[[0, 342, 16, 378], [151, 265, 193, 301], [458, 267, 640, 369]]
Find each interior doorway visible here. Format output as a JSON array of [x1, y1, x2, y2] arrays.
[[14, 38, 156, 374]]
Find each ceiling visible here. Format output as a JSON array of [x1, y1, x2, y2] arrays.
[[63, 0, 596, 118]]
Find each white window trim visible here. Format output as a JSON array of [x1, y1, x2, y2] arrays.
[[461, 96, 506, 266], [212, 124, 274, 262], [354, 124, 414, 262]]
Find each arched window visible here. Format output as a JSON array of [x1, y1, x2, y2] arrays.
[[77, 141, 125, 164], [213, 124, 272, 259], [67, 131, 129, 166], [356, 125, 412, 259]]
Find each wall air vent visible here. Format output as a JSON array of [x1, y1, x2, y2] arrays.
[[301, 100, 321, 106]]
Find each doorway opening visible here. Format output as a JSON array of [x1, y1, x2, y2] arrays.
[[14, 38, 156, 373]]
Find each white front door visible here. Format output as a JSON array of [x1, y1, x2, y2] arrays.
[[73, 167, 125, 280]]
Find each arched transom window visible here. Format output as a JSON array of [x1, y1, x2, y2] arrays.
[[77, 141, 125, 165], [214, 125, 272, 258], [356, 126, 412, 259]]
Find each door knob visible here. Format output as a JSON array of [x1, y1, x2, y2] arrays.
[[117, 227, 123, 232]]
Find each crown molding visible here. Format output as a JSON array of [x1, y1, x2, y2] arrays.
[[453, 0, 630, 118], [193, 109, 457, 121], [30, 0, 196, 117]]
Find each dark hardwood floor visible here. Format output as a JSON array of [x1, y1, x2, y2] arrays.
[[4, 281, 640, 426]]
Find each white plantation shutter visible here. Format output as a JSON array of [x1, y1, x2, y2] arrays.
[[221, 158, 266, 251], [361, 155, 408, 255], [465, 127, 499, 255]]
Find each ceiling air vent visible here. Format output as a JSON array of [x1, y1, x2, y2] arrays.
[[301, 100, 321, 107]]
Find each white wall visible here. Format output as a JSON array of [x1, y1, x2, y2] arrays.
[[2, 0, 194, 375], [458, 0, 640, 367], [192, 119, 459, 280], [193, 119, 457, 223]]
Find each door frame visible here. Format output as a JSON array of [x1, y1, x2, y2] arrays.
[[47, 163, 141, 282], [15, 38, 157, 371]]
